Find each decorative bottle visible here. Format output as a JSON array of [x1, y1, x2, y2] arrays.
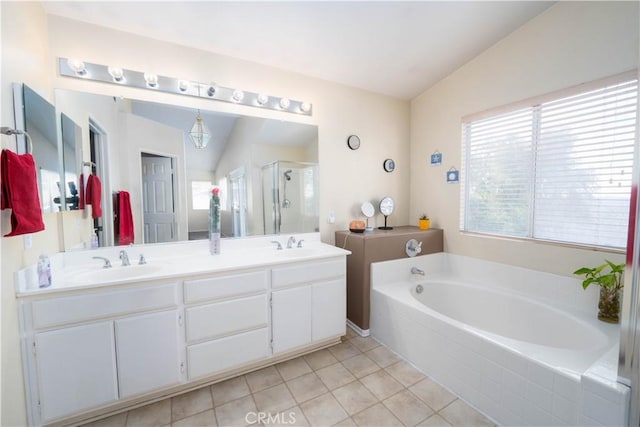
[[209, 187, 221, 255], [37, 254, 51, 288]]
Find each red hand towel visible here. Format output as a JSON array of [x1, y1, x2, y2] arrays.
[[118, 191, 134, 245], [1, 149, 45, 236], [85, 174, 103, 218]]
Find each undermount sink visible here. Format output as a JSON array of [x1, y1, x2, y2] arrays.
[[275, 248, 323, 258], [66, 264, 163, 284]]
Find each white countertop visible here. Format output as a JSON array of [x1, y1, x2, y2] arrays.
[[16, 233, 350, 297]]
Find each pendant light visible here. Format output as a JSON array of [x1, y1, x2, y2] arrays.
[[189, 85, 211, 149]]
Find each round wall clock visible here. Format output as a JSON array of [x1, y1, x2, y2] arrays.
[[347, 135, 360, 150], [378, 196, 395, 230], [383, 158, 395, 172]]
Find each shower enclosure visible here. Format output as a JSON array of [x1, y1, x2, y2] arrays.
[[262, 161, 319, 235]]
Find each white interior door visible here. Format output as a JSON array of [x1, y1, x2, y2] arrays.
[[141, 154, 176, 243]]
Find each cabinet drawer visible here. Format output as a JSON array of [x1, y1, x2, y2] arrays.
[[186, 295, 267, 343], [187, 328, 269, 379], [31, 283, 179, 329], [184, 271, 268, 303], [272, 258, 345, 289]]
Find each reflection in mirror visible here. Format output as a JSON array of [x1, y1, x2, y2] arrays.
[[20, 85, 61, 213], [54, 89, 319, 250], [60, 114, 82, 210]]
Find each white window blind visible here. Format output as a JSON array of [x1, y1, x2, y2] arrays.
[[461, 76, 637, 249]]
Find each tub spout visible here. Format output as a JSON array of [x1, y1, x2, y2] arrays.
[[411, 267, 425, 276]]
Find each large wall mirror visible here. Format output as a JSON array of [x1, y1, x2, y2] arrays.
[[54, 89, 319, 250]]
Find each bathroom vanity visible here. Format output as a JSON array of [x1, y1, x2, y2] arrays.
[[15, 235, 348, 426]]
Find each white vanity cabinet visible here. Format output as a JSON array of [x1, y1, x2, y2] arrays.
[[271, 258, 346, 353], [22, 282, 183, 424]]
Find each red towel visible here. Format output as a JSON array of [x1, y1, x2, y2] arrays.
[[118, 191, 134, 245], [1, 149, 45, 236], [85, 174, 102, 218]]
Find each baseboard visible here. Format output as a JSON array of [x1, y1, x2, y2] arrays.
[[346, 319, 370, 337]]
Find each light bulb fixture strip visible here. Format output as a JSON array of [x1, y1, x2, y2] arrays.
[[58, 58, 312, 116]]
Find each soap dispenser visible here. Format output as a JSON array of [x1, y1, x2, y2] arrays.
[[37, 254, 51, 288]]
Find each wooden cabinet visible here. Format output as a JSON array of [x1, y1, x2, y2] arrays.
[[115, 310, 183, 398], [35, 322, 118, 422]]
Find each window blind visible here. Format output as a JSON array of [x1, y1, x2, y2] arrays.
[[461, 76, 637, 249]]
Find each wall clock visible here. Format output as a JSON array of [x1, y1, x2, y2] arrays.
[[378, 196, 395, 230], [347, 135, 360, 150], [383, 158, 395, 172]]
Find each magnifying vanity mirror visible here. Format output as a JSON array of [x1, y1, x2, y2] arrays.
[[378, 196, 395, 230], [51, 88, 319, 250]]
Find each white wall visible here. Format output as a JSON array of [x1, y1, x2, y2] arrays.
[[410, 1, 638, 276]]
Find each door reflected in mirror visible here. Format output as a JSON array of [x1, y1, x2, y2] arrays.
[[54, 89, 319, 250]]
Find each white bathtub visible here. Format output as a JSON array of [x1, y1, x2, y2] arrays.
[[370, 253, 630, 426]]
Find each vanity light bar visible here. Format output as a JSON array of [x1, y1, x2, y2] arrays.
[[58, 58, 313, 116]]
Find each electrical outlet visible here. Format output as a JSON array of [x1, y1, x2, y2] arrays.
[[328, 211, 335, 224], [24, 234, 32, 250]]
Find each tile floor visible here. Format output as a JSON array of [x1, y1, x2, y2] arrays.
[[83, 330, 494, 427]]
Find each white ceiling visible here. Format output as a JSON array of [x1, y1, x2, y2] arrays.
[[42, 1, 554, 100]]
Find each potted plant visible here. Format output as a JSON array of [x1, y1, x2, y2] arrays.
[[418, 214, 430, 230], [573, 260, 624, 323]]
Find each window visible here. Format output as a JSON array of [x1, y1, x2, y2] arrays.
[[461, 74, 637, 249], [191, 181, 212, 210]]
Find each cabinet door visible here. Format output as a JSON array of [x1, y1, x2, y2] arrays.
[[312, 278, 346, 341], [115, 310, 182, 398], [272, 286, 311, 353], [35, 322, 118, 422]]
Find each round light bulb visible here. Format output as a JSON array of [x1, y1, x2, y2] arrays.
[[67, 58, 87, 75], [178, 80, 189, 92], [232, 89, 245, 102], [300, 102, 311, 113], [108, 67, 124, 82], [144, 73, 158, 88], [279, 98, 291, 109], [257, 94, 269, 106]]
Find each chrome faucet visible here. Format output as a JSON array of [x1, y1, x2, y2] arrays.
[[271, 241, 283, 250], [287, 236, 297, 249], [138, 254, 147, 265], [297, 239, 304, 248], [92, 256, 112, 268], [119, 250, 131, 266], [411, 267, 425, 276]]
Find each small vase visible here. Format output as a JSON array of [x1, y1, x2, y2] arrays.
[[598, 287, 621, 323], [419, 219, 430, 230], [209, 193, 221, 255]]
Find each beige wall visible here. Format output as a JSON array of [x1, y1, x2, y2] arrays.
[[410, 1, 638, 276]]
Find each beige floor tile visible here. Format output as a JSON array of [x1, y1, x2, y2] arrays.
[[365, 345, 401, 368], [287, 372, 329, 404], [172, 409, 217, 427], [81, 412, 127, 427], [262, 405, 309, 427], [417, 414, 453, 427], [341, 354, 380, 379], [438, 400, 494, 427], [409, 378, 457, 412], [327, 341, 361, 361], [333, 417, 356, 426], [172, 387, 213, 422], [245, 366, 283, 393], [214, 395, 258, 427], [304, 349, 339, 371], [276, 357, 313, 381], [345, 327, 358, 339], [253, 383, 297, 414], [300, 393, 348, 426], [348, 336, 380, 353], [359, 370, 404, 401], [383, 389, 433, 426], [211, 376, 251, 407], [126, 400, 171, 427], [351, 403, 403, 427], [331, 381, 378, 415], [384, 361, 425, 387], [315, 363, 356, 390]]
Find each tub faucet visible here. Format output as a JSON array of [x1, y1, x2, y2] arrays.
[[411, 267, 425, 276], [119, 250, 130, 266], [287, 236, 297, 249]]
